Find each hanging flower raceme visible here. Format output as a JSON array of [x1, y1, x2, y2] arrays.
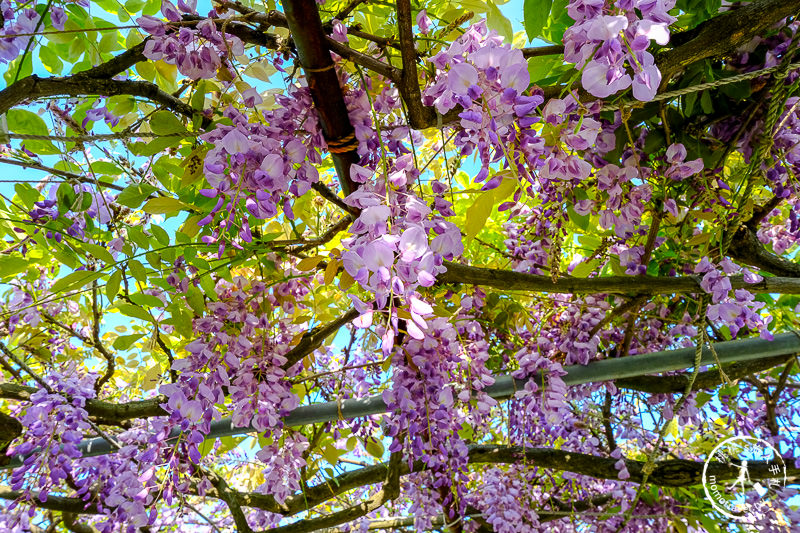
[[342, 164, 463, 352], [139, 1, 243, 79], [695, 256, 772, 339], [159, 273, 311, 503], [0, 3, 41, 64], [564, 0, 676, 101], [422, 20, 546, 192], [7, 369, 95, 510], [384, 311, 496, 525], [197, 100, 323, 252]]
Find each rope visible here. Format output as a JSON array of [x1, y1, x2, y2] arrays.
[[303, 63, 337, 73], [326, 132, 359, 153], [602, 62, 800, 112], [5, 131, 200, 142], [720, 40, 800, 256], [6, 61, 796, 147]]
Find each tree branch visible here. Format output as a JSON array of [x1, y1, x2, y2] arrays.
[[437, 261, 800, 295], [282, 0, 359, 196], [207, 470, 253, 533], [727, 225, 800, 278], [0, 76, 199, 120], [4, 443, 794, 522], [91, 283, 115, 391], [260, 474, 396, 533], [657, 0, 800, 80], [242, 441, 798, 518], [282, 308, 359, 369], [395, 0, 440, 130], [0, 486, 100, 514]]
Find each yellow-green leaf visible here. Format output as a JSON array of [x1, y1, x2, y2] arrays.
[[142, 197, 190, 215], [297, 256, 324, 272], [0, 256, 28, 280], [81, 242, 115, 264], [106, 270, 122, 301], [363, 437, 384, 459], [114, 302, 154, 323], [113, 333, 146, 351], [464, 190, 495, 243], [50, 270, 105, 294]]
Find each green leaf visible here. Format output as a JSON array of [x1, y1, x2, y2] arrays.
[[98, 31, 119, 54], [129, 292, 165, 308], [198, 273, 218, 301], [106, 270, 122, 301], [56, 182, 81, 212], [198, 438, 216, 459], [149, 110, 186, 135], [50, 270, 105, 294], [145, 252, 162, 270], [128, 259, 148, 284], [166, 303, 193, 337], [464, 190, 495, 243], [486, 0, 514, 42], [113, 333, 146, 350], [541, 0, 571, 43], [363, 437, 384, 459], [567, 205, 590, 231], [218, 436, 243, 455], [80, 242, 115, 264], [90, 161, 123, 175], [117, 183, 157, 208], [142, 197, 190, 215], [127, 226, 150, 250], [7, 109, 59, 154], [8, 99, 44, 129], [524, 0, 554, 40], [0, 256, 28, 280], [131, 136, 181, 156], [185, 286, 205, 316], [528, 55, 560, 84], [700, 90, 714, 114], [571, 258, 599, 278], [114, 302, 154, 323], [39, 46, 63, 73], [150, 225, 170, 246], [14, 183, 40, 209]]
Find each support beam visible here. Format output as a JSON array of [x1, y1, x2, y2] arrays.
[[282, 0, 359, 197], [4, 333, 798, 470]]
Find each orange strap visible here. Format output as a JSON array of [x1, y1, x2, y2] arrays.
[[327, 132, 359, 153]]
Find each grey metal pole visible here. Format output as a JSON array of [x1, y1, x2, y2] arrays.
[[3, 332, 798, 469]]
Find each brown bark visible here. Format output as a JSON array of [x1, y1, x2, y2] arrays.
[[282, 0, 359, 197]]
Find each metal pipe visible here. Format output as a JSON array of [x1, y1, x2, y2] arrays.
[[3, 332, 798, 469]]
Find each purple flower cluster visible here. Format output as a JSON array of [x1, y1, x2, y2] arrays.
[[695, 256, 772, 339], [467, 466, 541, 532], [139, 1, 243, 79], [534, 96, 602, 203], [596, 143, 702, 239], [0, 3, 41, 64], [7, 270, 80, 335], [564, 0, 676, 101], [160, 274, 310, 502], [421, 20, 545, 191], [198, 101, 323, 252], [342, 171, 462, 351], [7, 369, 95, 504], [383, 312, 495, 522], [757, 198, 800, 255]]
